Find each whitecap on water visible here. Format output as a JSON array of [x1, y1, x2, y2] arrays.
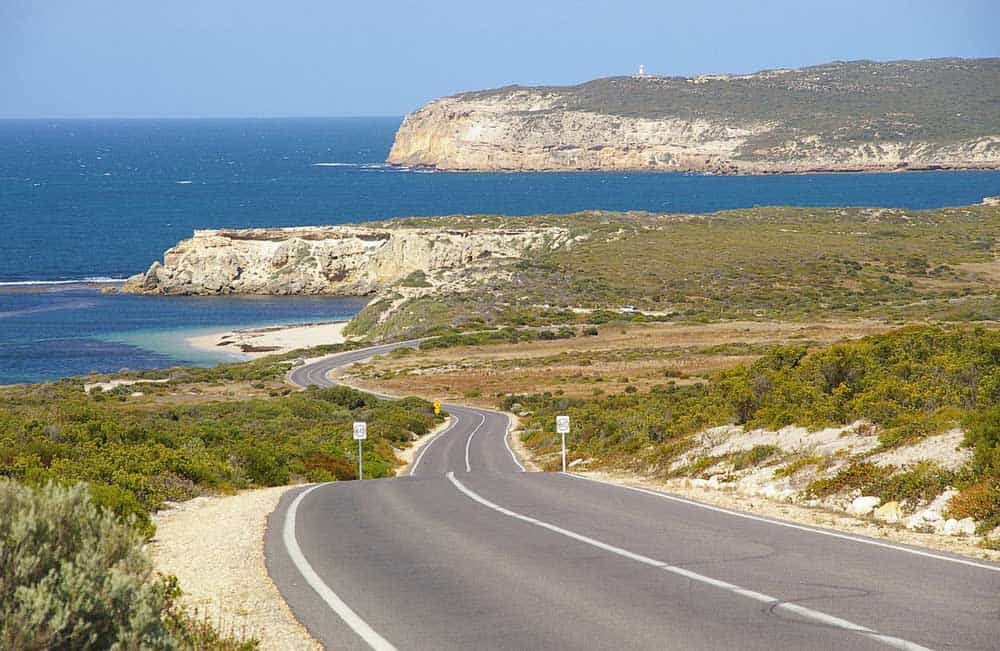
[[0, 277, 125, 288], [175, 180, 193, 184]]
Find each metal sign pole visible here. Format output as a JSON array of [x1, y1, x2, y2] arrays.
[[358, 438, 363, 480], [561, 432, 567, 473]]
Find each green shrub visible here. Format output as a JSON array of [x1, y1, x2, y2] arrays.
[[88, 482, 156, 539], [965, 405, 1000, 478], [730, 444, 783, 471], [0, 480, 173, 649], [878, 461, 955, 504], [773, 454, 823, 478], [399, 270, 432, 288], [0, 380, 438, 526], [807, 462, 894, 498], [240, 445, 290, 486]]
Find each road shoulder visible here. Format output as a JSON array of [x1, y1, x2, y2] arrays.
[[577, 469, 1000, 564], [148, 485, 323, 650]]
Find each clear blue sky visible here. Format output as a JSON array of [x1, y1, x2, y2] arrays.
[[2, 0, 998, 118]]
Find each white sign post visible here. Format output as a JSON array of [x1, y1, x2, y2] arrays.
[[353, 422, 367, 480], [556, 415, 570, 473]]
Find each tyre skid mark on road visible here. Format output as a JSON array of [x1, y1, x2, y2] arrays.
[[447, 472, 931, 651]]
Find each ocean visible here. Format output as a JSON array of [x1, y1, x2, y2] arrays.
[[2, 117, 999, 382]]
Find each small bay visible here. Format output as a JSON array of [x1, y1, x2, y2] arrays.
[[1, 117, 998, 382]]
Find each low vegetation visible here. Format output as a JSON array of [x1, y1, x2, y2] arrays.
[[0, 480, 256, 650], [354, 204, 1000, 342], [463, 58, 1000, 152], [505, 326, 1000, 529], [0, 347, 442, 648], [0, 367, 441, 536]]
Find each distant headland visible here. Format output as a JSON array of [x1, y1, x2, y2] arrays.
[[387, 58, 1000, 174]]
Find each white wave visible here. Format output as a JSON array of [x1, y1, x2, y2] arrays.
[[312, 162, 361, 167], [175, 180, 193, 184], [0, 277, 126, 287]]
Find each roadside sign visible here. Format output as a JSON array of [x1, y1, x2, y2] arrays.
[[433, 400, 442, 415], [556, 415, 569, 473], [353, 422, 367, 480]]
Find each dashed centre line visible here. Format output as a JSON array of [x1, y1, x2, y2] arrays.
[[446, 472, 931, 651]]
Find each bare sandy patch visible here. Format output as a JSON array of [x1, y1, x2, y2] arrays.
[[869, 428, 971, 471], [956, 259, 1000, 284], [187, 321, 349, 359], [83, 378, 169, 393], [508, 415, 543, 472], [148, 486, 321, 650]]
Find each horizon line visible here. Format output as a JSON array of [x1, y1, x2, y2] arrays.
[[0, 114, 406, 121]]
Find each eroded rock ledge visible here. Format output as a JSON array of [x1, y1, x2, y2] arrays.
[[388, 58, 1000, 174], [123, 224, 570, 296]]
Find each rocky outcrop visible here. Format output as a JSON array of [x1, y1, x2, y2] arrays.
[[388, 58, 1000, 173], [122, 224, 570, 296]]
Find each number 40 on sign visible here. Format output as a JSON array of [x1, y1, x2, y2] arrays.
[[353, 422, 367, 440]]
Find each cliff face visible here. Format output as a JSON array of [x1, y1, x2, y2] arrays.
[[388, 58, 1000, 173], [122, 224, 570, 296]]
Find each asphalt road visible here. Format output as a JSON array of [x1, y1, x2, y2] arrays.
[[268, 343, 1000, 650]]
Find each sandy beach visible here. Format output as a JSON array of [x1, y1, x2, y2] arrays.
[[186, 321, 349, 359]]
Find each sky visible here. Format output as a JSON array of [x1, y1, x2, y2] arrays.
[[2, 0, 998, 118]]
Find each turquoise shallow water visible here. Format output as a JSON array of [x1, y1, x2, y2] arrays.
[[1, 117, 998, 382], [0, 287, 367, 384]]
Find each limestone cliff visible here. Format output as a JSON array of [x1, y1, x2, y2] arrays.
[[122, 223, 571, 296], [388, 58, 1000, 173]]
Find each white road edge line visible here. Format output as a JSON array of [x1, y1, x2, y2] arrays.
[[503, 416, 525, 471], [562, 472, 1000, 574], [464, 412, 487, 472], [283, 484, 398, 651], [410, 415, 462, 476], [447, 472, 930, 651]]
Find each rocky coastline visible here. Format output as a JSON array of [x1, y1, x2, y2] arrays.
[[122, 223, 570, 296], [387, 58, 1000, 174]]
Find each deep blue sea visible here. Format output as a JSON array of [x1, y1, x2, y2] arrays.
[[2, 117, 999, 383]]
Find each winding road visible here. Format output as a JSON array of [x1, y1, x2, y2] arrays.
[[266, 343, 1000, 650]]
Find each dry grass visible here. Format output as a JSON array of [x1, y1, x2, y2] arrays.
[[341, 319, 894, 405]]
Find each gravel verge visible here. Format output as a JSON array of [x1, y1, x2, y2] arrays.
[[578, 469, 1000, 563], [148, 486, 322, 650]]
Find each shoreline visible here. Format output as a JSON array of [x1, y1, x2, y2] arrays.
[[185, 320, 350, 359], [386, 162, 1000, 176]]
